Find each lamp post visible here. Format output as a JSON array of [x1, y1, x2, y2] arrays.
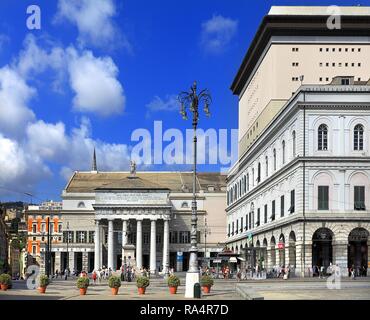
[[66, 222, 70, 277], [178, 81, 211, 298]]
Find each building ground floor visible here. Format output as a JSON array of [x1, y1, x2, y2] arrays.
[[226, 220, 370, 277]]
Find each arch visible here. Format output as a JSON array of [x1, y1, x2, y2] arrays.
[[348, 172, 370, 211], [77, 201, 85, 208], [288, 231, 297, 268], [312, 228, 334, 272], [256, 240, 261, 248], [263, 238, 268, 247], [348, 228, 369, 275], [278, 233, 286, 267], [312, 171, 335, 211], [270, 236, 276, 267], [181, 201, 189, 209]]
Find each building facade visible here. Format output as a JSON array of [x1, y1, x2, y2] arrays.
[[226, 6, 370, 277], [32, 170, 226, 274]]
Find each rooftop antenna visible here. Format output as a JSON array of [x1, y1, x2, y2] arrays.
[[92, 147, 98, 172]]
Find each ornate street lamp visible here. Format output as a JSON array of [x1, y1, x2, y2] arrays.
[[178, 81, 211, 298]]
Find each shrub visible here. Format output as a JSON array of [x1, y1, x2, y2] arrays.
[[39, 275, 50, 287], [200, 275, 214, 287], [108, 275, 121, 288], [167, 275, 180, 287], [76, 276, 90, 289], [0, 274, 12, 286], [136, 276, 150, 288]]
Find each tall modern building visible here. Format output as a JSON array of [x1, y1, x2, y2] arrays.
[[226, 6, 370, 276]]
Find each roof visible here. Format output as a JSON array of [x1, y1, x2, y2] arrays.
[[231, 6, 370, 95], [64, 171, 227, 193]]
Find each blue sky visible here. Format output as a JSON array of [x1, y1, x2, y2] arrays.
[[0, 0, 369, 202]]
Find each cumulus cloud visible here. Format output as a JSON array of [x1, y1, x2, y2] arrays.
[[200, 14, 238, 54], [145, 94, 178, 118], [55, 0, 129, 50], [66, 47, 126, 116], [0, 66, 36, 139]]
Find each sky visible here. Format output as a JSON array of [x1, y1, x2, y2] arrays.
[[0, 0, 369, 202]]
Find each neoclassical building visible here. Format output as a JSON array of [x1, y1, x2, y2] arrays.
[[31, 169, 226, 274], [226, 6, 370, 277]]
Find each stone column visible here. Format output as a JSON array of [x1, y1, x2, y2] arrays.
[[55, 251, 61, 273], [68, 251, 75, 271], [82, 252, 89, 272], [150, 220, 157, 274], [162, 219, 169, 273], [121, 219, 128, 263], [333, 240, 348, 275], [108, 219, 114, 270], [266, 248, 272, 271], [94, 220, 101, 271], [136, 219, 143, 269]]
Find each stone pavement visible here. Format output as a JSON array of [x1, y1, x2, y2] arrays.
[[0, 276, 369, 300]]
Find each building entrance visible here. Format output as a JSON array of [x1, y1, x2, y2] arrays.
[[348, 228, 368, 276], [312, 228, 333, 270]]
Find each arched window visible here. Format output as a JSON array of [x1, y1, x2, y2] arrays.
[[265, 156, 269, 177], [273, 149, 277, 171], [282, 140, 286, 164], [77, 201, 85, 208], [181, 202, 189, 209], [318, 124, 328, 151], [292, 131, 296, 157], [354, 124, 364, 151], [257, 163, 261, 183]]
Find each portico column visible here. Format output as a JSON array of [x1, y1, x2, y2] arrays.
[[94, 220, 101, 270], [136, 219, 143, 269], [121, 219, 128, 265], [108, 219, 114, 270], [162, 219, 170, 273], [150, 220, 157, 274]]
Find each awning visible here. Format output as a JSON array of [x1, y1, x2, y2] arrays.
[[212, 259, 222, 263], [230, 257, 238, 263], [237, 257, 245, 261]]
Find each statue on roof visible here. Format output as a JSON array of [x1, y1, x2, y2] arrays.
[[130, 160, 137, 175]]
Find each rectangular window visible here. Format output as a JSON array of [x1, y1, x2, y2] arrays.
[[156, 234, 162, 244], [341, 78, 350, 85], [318, 186, 329, 210], [354, 186, 366, 210], [245, 215, 248, 231], [63, 231, 74, 243], [281, 196, 285, 217], [256, 208, 260, 227], [170, 231, 178, 244], [58, 224, 62, 233], [272, 200, 276, 221], [32, 224, 37, 233], [179, 231, 190, 244], [76, 231, 87, 244], [289, 190, 295, 214], [32, 246, 36, 255], [143, 232, 149, 244], [232, 222, 235, 235], [236, 220, 239, 235], [240, 217, 243, 232], [88, 231, 94, 244], [264, 205, 268, 224]]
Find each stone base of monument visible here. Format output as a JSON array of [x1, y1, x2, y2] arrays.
[[184, 272, 201, 298]]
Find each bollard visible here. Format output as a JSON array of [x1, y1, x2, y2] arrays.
[[194, 282, 201, 299]]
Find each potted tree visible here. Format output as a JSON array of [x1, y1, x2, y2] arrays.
[[136, 276, 149, 295], [200, 275, 214, 294], [38, 275, 50, 294], [0, 274, 12, 291], [108, 275, 121, 295], [167, 274, 180, 294], [77, 276, 89, 295]]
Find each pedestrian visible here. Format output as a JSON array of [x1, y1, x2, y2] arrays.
[[351, 265, 356, 279], [64, 268, 68, 280], [92, 270, 97, 284]]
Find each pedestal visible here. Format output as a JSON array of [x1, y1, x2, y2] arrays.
[[185, 272, 201, 298]]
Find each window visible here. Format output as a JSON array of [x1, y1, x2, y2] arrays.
[[76, 231, 87, 243], [341, 78, 350, 85], [264, 205, 268, 224], [271, 200, 276, 221], [58, 224, 62, 233], [156, 234, 162, 244], [282, 140, 286, 164], [256, 209, 260, 227], [181, 202, 189, 209], [318, 186, 329, 210], [232, 222, 235, 236], [228, 224, 230, 237], [248, 212, 252, 229], [281, 196, 285, 217], [236, 220, 239, 235], [240, 217, 243, 232], [320, 48, 323, 52], [170, 231, 178, 243], [246, 174, 249, 191], [63, 231, 73, 243], [77, 201, 85, 208], [252, 169, 255, 187], [354, 186, 366, 210], [289, 190, 295, 214], [245, 215, 248, 231], [273, 149, 277, 171], [179, 231, 190, 244], [32, 246, 36, 255], [41, 223, 45, 233], [265, 156, 269, 177], [318, 124, 328, 151], [354, 124, 364, 151], [88, 231, 94, 243], [32, 224, 37, 233], [292, 131, 296, 157], [257, 163, 261, 183]]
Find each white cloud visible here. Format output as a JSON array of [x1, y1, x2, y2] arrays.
[[0, 66, 36, 139], [145, 94, 178, 118], [200, 14, 238, 54], [67, 47, 126, 116], [55, 0, 129, 50]]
